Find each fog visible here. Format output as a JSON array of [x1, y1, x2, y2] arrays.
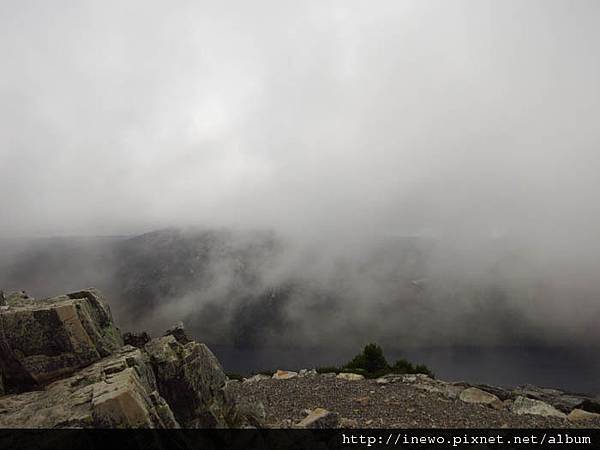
[[2, 1, 600, 374]]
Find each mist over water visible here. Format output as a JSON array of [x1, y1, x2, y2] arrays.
[[1, 1, 600, 392]]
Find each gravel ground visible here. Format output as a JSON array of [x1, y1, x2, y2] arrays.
[[228, 376, 600, 428]]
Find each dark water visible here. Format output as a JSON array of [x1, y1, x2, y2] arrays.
[[211, 345, 600, 395]]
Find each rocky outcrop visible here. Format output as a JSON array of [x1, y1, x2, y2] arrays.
[[144, 334, 232, 427], [0, 345, 178, 428], [0, 289, 122, 393], [0, 289, 263, 429]]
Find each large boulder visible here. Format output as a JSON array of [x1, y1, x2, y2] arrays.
[[144, 334, 230, 427], [0, 346, 178, 428], [459, 387, 503, 409], [510, 396, 567, 419], [0, 289, 123, 393]]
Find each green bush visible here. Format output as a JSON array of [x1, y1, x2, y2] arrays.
[[390, 359, 434, 377], [414, 364, 435, 378], [391, 358, 415, 374], [344, 343, 389, 373]]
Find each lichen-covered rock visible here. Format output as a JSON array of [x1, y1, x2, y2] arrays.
[[459, 387, 502, 408], [510, 395, 567, 419], [0, 289, 123, 393], [0, 346, 178, 428], [144, 335, 230, 427]]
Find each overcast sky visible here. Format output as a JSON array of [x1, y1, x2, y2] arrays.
[[1, 0, 600, 248]]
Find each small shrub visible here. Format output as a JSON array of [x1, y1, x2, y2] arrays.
[[344, 343, 388, 373], [391, 359, 434, 378], [414, 364, 435, 378], [391, 358, 415, 374], [343, 343, 434, 378]]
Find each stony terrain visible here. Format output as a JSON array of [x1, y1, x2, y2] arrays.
[[228, 371, 600, 429]]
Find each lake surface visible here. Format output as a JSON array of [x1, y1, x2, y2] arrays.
[[211, 345, 600, 395]]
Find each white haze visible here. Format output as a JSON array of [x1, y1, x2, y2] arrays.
[[1, 1, 600, 348]]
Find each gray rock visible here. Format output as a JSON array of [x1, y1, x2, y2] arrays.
[[0, 288, 122, 393], [510, 396, 567, 419], [459, 387, 503, 409], [296, 408, 339, 428], [144, 334, 228, 427]]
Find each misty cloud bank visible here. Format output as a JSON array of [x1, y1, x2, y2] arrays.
[[1, 227, 598, 356], [1, 1, 600, 358]]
